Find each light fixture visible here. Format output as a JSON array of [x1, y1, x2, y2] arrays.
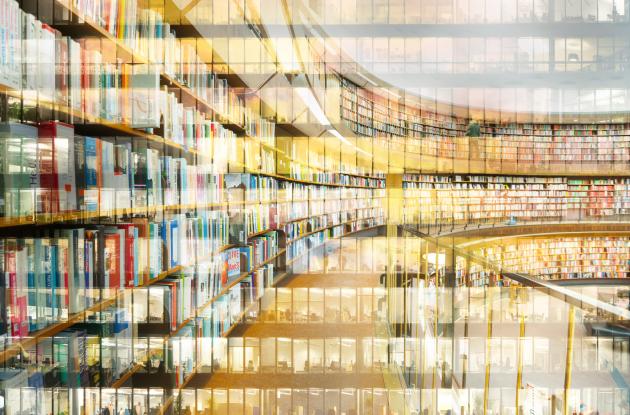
[[356, 71, 377, 86], [295, 87, 331, 126]]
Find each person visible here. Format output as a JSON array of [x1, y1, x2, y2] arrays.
[[466, 120, 481, 137], [247, 359, 255, 372]]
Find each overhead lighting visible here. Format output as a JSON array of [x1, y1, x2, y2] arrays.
[[328, 128, 373, 158], [328, 128, 350, 145], [295, 87, 331, 126], [356, 71, 377, 86]]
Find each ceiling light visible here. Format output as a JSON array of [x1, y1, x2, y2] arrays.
[[356, 72, 377, 86], [295, 87, 331, 126]]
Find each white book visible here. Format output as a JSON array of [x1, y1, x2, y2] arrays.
[[38, 23, 56, 104], [130, 64, 160, 128], [48, 123, 77, 213], [7, 0, 21, 89], [113, 142, 131, 209], [22, 13, 37, 92], [68, 38, 82, 115]]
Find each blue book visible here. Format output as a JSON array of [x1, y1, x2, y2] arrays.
[[170, 219, 179, 268], [84, 238, 92, 308], [239, 247, 252, 272], [158, 221, 167, 273]]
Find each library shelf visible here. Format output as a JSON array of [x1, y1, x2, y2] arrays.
[[0, 242, 235, 366], [0, 176, 383, 229], [247, 228, 277, 239], [73, 122, 197, 155], [51, 1, 143, 63], [0, 0, 388, 402], [157, 292, 265, 414], [284, 221, 385, 268], [0, 205, 211, 229], [464, 235, 630, 280], [192, 248, 287, 318], [278, 205, 383, 228], [155, 297, 262, 415], [0, 80, 205, 159], [223, 123, 248, 135], [228, 165, 385, 189], [50, 0, 235, 128]]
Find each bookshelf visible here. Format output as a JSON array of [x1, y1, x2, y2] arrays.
[[0, 0, 388, 405], [339, 78, 630, 175], [465, 236, 630, 281], [402, 174, 630, 226]]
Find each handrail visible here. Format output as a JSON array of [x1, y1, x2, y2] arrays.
[[400, 224, 630, 321]]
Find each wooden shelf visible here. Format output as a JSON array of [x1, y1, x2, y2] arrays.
[[0, 243, 234, 365]]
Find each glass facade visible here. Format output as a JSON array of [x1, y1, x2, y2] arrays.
[[0, 0, 627, 414]]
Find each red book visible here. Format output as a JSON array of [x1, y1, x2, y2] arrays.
[[4, 241, 28, 337], [221, 256, 228, 286], [80, 40, 89, 114], [117, 225, 136, 288], [104, 232, 121, 290], [269, 205, 278, 229], [37, 122, 76, 214], [16, 297, 27, 337], [5, 247, 18, 337]]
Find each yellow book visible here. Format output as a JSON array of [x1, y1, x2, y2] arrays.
[[117, 0, 126, 40]]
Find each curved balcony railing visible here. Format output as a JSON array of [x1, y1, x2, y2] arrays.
[[382, 226, 630, 414]]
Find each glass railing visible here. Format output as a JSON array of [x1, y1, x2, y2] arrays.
[[380, 226, 630, 415]]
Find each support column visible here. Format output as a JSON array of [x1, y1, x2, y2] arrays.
[[383, 173, 408, 414], [443, 239, 457, 288], [385, 174, 404, 327], [515, 314, 526, 415], [563, 306, 576, 415]]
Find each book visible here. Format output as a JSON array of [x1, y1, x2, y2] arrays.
[[225, 247, 241, 281], [225, 174, 248, 244], [75, 135, 100, 212], [37, 122, 77, 214], [0, 123, 39, 218]]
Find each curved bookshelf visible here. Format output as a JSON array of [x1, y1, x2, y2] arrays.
[[402, 174, 630, 229], [463, 235, 630, 281]]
